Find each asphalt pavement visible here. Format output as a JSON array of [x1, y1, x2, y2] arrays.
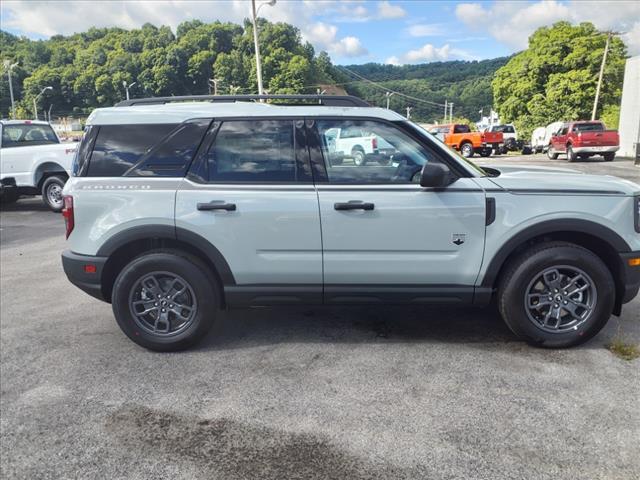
[[1, 155, 639, 479]]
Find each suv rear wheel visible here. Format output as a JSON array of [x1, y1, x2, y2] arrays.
[[42, 175, 66, 212], [497, 242, 614, 348], [112, 250, 218, 351]]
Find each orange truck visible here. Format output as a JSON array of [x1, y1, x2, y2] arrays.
[[428, 124, 503, 158]]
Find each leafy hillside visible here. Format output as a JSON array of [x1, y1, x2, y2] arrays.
[[0, 20, 335, 118], [1, 19, 510, 123], [337, 57, 511, 122]]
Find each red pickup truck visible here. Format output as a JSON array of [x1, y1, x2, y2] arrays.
[[547, 121, 619, 162]]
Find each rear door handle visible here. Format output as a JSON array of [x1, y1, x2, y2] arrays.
[[334, 201, 375, 211], [197, 201, 237, 211]]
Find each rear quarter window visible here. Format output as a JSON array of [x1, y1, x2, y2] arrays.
[[87, 124, 177, 176]]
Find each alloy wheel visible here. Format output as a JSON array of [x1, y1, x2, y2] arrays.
[[128, 271, 198, 336], [524, 265, 597, 333]]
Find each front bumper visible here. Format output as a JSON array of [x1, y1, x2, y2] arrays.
[[620, 251, 640, 304], [572, 145, 619, 154], [61, 250, 108, 301]]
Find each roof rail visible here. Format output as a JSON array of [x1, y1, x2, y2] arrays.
[[114, 94, 370, 108]]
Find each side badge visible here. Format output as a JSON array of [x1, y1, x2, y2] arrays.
[[452, 233, 466, 246]]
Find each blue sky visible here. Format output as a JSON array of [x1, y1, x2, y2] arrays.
[[2, 1, 639, 64]]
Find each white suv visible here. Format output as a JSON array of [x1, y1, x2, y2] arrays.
[[61, 95, 640, 351]]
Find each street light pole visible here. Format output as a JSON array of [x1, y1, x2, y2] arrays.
[[209, 78, 221, 95], [592, 32, 612, 121], [3, 60, 18, 118], [33, 86, 52, 120], [251, 0, 276, 97], [385, 91, 394, 109], [122, 81, 137, 101], [406, 106, 412, 120]]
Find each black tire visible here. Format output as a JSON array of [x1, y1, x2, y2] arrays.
[[547, 145, 559, 159], [497, 242, 614, 348], [41, 175, 66, 212], [0, 188, 19, 205], [603, 152, 615, 162], [351, 148, 366, 166], [479, 148, 491, 157], [566, 144, 577, 162], [112, 250, 219, 351], [460, 142, 474, 158]]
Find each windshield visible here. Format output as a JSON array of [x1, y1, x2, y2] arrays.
[[492, 125, 515, 133], [408, 121, 487, 176]]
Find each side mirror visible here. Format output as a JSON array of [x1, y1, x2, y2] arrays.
[[420, 163, 456, 188]]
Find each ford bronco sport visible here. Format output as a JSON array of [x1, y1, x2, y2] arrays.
[[61, 95, 640, 351]]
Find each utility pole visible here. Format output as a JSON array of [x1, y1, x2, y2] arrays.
[[449, 102, 454, 123], [385, 91, 394, 109], [3, 60, 18, 118], [406, 106, 412, 120], [443, 100, 448, 122], [33, 86, 52, 120], [47, 104, 53, 123], [209, 78, 221, 95], [592, 31, 613, 121], [251, 0, 276, 97]]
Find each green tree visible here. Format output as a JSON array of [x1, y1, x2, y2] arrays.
[[492, 22, 626, 139]]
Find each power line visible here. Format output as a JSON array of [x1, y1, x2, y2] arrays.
[[336, 65, 447, 108]]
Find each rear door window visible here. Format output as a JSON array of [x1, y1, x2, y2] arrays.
[[205, 120, 311, 183]]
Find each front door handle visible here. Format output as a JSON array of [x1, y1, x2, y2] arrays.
[[334, 201, 375, 211], [197, 201, 237, 211]]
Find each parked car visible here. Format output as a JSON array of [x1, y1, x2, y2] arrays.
[[548, 121, 619, 162], [531, 126, 547, 153], [61, 94, 640, 351], [0, 120, 77, 211], [429, 123, 503, 158], [324, 126, 396, 165], [542, 121, 564, 152], [486, 124, 518, 153]]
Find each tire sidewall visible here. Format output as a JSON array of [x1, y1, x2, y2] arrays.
[[460, 143, 473, 157], [42, 176, 66, 212], [112, 253, 217, 351], [500, 246, 614, 347], [352, 149, 365, 166]]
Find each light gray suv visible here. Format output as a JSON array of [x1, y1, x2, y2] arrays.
[[61, 95, 640, 351]]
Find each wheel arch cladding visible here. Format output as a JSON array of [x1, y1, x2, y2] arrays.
[[97, 225, 234, 303], [481, 219, 630, 314]]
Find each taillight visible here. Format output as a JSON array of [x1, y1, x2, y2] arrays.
[[372, 137, 378, 149], [62, 195, 74, 239]]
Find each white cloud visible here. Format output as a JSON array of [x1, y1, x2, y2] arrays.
[[303, 22, 368, 58], [386, 43, 475, 64], [377, 1, 406, 19], [455, 0, 640, 54], [406, 23, 445, 37], [332, 36, 368, 57]]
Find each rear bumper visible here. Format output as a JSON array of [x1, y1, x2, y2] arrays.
[[620, 251, 640, 304], [61, 250, 108, 302], [572, 145, 619, 154]]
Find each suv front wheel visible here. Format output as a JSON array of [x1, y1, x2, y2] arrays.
[[497, 242, 614, 348], [112, 251, 218, 351]]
